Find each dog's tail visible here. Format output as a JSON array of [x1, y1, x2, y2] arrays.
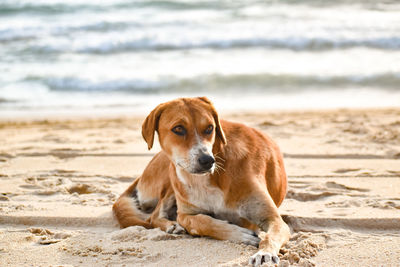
[[112, 178, 152, 229]]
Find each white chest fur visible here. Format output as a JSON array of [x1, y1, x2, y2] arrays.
[[188, 178, 225, 214], [176, 168, 238, 222]]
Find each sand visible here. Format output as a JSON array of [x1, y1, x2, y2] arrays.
[[1, 108, 399, 266]]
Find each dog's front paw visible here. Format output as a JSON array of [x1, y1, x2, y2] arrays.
[[166, 223, 186, 234], [248, 250, 279, 266]]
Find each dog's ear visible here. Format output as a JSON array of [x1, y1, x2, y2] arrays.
[[197, 97, 227, 145], [213, 109, 227, 145], [142, 103, 166, 150]]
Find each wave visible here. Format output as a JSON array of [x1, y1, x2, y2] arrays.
[[81, 36, 400, 52], [23, 35, 400, 54], [24, 73, 400, 93], [0, 0, 234, 16], [0, 3, 95, 16], [0, 1, 127, 16], [5, 19, 400, 50], [0, 23, 134, 43], [1, 0, 399, 16]]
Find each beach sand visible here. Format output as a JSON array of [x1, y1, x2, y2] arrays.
[[1, 108, 399, 266]]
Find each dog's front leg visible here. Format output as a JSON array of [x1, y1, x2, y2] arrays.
[[150, 194, 185, 234], [240, 192, 290, 266], [177, 213, 260, 247]]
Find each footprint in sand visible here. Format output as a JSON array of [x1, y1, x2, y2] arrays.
[[61, 226, 185, 262], [333, 168, 361, 174], [49, 148, 82, 159], [325, 181, 369, 192], [22, 176, 70, 195], [28, 227, 71, 245], [326, 198, 400, 210], [287, 181, 369, 202], [288, 180, 313, 189], [286, 190, 337, 201], [20, 174, 113, 202], [42, 134, 69, 143]]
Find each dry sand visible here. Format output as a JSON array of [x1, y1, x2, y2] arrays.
[[1, 108, 399, 266]]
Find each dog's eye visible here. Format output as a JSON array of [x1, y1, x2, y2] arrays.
[[172, 125, 186, 136], [204, 125, 213, 135]]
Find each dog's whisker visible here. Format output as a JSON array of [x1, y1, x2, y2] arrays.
[[216, 161, 225, 168], [215, 159, 225, 165], [214, 152, 225, 158], [217, 166, 225, 173], [215, 158, 225, 166], [214, 162, 225, 173], [214, 155, 226, 162], [217, 165, 226, 172], [215, 161, 224, 166], [215, 160, 225, 169]]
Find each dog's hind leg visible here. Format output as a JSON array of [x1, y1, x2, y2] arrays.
[[112, 179, 152, 229]]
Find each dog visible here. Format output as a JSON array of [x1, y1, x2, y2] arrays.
[[113, 97, 290, 266]]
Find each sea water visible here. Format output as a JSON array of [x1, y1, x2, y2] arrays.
[[1, 0, 400, 117]]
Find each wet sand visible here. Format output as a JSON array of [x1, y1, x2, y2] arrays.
[[1, 108, 399, 266]]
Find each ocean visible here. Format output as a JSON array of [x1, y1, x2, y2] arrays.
[[1, 0, 400, 117]]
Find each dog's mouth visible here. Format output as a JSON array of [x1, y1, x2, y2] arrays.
[[177, 162, 214, 175], [192, 168, 214, 175], [193, 160, 215, 175]]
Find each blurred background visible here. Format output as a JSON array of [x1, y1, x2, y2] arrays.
[[1, 0, 400, 118]]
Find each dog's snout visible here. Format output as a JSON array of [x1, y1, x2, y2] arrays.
[[198, 154, 215, 170]]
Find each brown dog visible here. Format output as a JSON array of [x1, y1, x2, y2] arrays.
[[113, 97, 290, 266]]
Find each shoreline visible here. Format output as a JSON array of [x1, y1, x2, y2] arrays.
[[1, 106, 399, 122]]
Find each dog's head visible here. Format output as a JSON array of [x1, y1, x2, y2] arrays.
[[142, 97, 226, 174]]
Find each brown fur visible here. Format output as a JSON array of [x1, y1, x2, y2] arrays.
[[113, 97, 290, 266]]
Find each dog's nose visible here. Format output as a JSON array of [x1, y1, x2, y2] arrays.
[[198, 154, 215, 170]]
